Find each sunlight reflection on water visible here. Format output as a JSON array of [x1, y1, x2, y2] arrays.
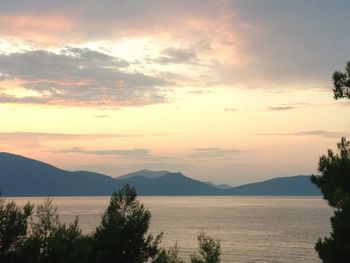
[[13, 196, 331, 263]]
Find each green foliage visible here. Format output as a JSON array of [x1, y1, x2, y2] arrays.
[[19, 199, 89, 263], [311, 138, 350, 262], [0, 186, 221, 263], [31, 198, 60, 260], [153, 233, 221, 263], [190, 232, 221, 263], [0, 196, 33, 261], [332, 61, 350, 99], [45, 218, 90, 263], [153, 244, 185, 263], [312, 138, 350, 208], [92, 184, 162, 263]]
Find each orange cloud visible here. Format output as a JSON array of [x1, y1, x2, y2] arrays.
[[0, 14, 77, 45]]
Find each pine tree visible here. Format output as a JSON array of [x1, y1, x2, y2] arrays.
[[332, 61, 350, 99], [311, 138, 350, 262], [92, 184, 162, 263], [190, 232, 221, 263], [0, 196, 33, 262]]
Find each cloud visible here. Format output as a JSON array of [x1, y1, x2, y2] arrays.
[[0, 1, 349, 94], [156, 47, 197, 64], [94, 115, 110, 118], [257, 130, 349, 138], [0, 131, 179, 141], [190, 90, 211, 95], [191, 148, 242, 158], [194, 148, 221, 151], [0, 47, 170, 106], [229, 163, 248, 167], [224, 107, 237, 112], [52, 147, 188, 164], [267, 103, 312, 111], [0, 132, 117, 140], [0, 132, 133, 150], [268, 106, 296, 111], [0, 1, 220, 42], [53, 147, 150, 157], [222, 1, 350, 85]]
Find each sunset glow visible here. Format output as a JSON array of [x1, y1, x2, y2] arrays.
[[1, 0, 349, 185]]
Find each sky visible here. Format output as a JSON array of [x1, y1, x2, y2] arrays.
[[0, 0, 349, 185]]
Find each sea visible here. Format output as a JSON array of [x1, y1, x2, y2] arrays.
[[13, 196, 332, 263]]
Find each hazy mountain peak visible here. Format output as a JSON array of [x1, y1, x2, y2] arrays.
[[205, 181, 232, 190], [118, 169, 171, 179], [0, 152, 25, 158], [0, 151, 60, 171], [0, 152, 320, 196]]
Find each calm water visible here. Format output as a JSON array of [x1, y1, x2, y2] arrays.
[[13, 196, 332, 263]]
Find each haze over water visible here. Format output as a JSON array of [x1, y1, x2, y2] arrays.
[[14, 196, 332, 263]]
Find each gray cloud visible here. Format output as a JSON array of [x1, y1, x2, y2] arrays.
[[0, 47, 170, 106], [268, 106, 296, 111], [0, 1, 216, 34], [0, 94, 49, 104], [267, 102, 312, 111], [0, 132, 119, 140], [191, 148, 242, 158], [0, 0, 222, 60], [52, 147, 188, 163], [194, 148, 221, 151], [190, 90, 211, 95], [53, 147, 150, 157], [156, 47, 197, 64], [257, 130, 349, 138], [226, 0, 350, 86], [0, 1, 349, 90], [0, 131, 178, 141]]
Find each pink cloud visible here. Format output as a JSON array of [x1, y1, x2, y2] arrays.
[[0, 14, 78, 45]]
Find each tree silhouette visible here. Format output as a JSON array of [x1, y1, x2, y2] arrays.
[[190, 232, 221, 263], [92, 184, 162, 263], [332, 61, 350, 99], [0, 187, 222, 263], [152, 244, 185, 263], [0, 196, 33, 262], [44, 218, 89, 263], [311, 138, 350, 262], [19, 199, 88, 263]]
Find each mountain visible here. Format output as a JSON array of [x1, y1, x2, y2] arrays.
[[0, 152, 116, 196], [0, 152, 320, 196], [116, 173, 220, 195], [0, 152, 219, 196], [117, 169, 170, 180], [223, 175, 320, 196], [205, 181, 232, 190]]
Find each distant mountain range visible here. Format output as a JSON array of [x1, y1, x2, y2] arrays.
[[0, 152, 320, 196], [118, 169, 170, 180], [205, 181, 232, 190]]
